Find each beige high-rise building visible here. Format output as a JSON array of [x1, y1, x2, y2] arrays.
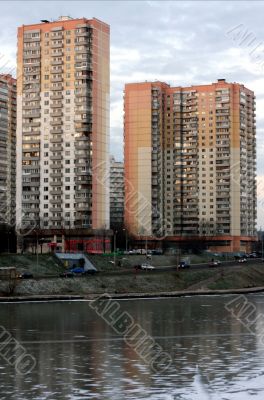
[[124, 79, 256, 252], [16, 16, 110, 251]]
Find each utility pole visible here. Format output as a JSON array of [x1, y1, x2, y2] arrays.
[[123, 228, 128, 252], [261, 229, 263, 261], [113, 231, 117, 266], [36, 230, 39, 269]]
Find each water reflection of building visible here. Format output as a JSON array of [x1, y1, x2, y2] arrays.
[[5, 297, 264, 397]]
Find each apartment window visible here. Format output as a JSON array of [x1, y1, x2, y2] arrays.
[[44, 213, 48, 217], [45, 33, 49, 37], [44, 161, 48, 165], [65, 186, 70, 190], [44, 178, 48, 183], [44, 92, 49, 97], [66, 99, 70, 103], [44, 101, 49, 105], [44, 195, 48, 200], [65, 203, 70, 208], [66, 39, 71, 44], [44, 187, 48, 192], [66, 56, 71, 61], [44, 204, 48, 209], [65, 160, 70, 164]]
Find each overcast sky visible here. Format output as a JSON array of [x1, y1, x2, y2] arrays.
[[1, 0, 264, 227]]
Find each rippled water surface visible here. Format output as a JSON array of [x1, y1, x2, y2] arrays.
[[1, 294, 264, 399]]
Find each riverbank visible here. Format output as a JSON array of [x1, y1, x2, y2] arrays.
[[0, 259, 263, 299], [0, 285, 264, 302]]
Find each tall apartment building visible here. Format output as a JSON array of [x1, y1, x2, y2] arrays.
[[124, 79, 256, 252], [0, 74, 16, 228], [110, 156, 124, 230], [16, 17, 110, 250]]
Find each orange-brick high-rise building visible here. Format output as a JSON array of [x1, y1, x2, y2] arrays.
[[124, 79, 256, 252], [16, 16, 110, 252]]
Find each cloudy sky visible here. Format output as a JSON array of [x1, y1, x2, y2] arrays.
[[1, 0, 264, 226]]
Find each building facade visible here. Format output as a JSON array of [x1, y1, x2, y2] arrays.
[[110, 156, 124, 230], [0, 74, 16, 228], [16, 17, 110, 251], [124, 79, 256, 252]]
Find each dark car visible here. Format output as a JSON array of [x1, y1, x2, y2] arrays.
[[70, 267, 85, 275], [208, 260, 221, 267], [238, 257, 247, 263], [20, 272, 33, 279], [178, 261, 190, 269], [60, 271, 74, 278], [83, 269, 97, 275]]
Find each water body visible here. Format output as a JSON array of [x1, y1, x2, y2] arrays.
[[0, 294, 264, 399]]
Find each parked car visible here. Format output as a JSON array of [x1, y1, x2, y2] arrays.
[[178, 261, 190, 269], [83, 269, 97, 275], [249, 253, 257, 258], [208, 260, 221, 267], [70, 267, 85, 275], [238, 258, 247, 263], [60, 271, 74, 278], [141, 263, 155, 271], [19, 272, 33, 279]]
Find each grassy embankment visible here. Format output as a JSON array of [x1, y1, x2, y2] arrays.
[[0, 253, 263, 296]]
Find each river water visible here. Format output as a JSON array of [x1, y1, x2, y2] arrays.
[[0, 294, 264, 399]]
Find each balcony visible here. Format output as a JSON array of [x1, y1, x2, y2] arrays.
[[50, 155, 62, 161], [51, 76, 63, 83], [50, 94, 63, 100], [50, 102, 63, 108], [50, 110, 63, 118], [49, 189, 62, 195], [51, 51, 64, 57], [51, 67, 63, 74], [50, 42, 63, 49], [50, 137, 63, 144], [50, 145, 63, 152], [50, 163, 62, 169], [50, 128, 63, 134], [50, 180, 62, 186], [50, 84, 63, 91], [23, 60, 40, 67], [50, 60, 63, 66], [50, 120, 63, 126]]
